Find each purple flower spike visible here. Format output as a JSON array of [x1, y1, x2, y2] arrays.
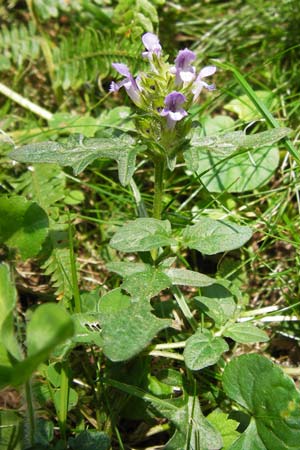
[[160, 91, 188, 129], [171, 48, 196, 85], [110, 63, 141, 106], [142, 32, 162, 58], [192, 66, 216, 101]]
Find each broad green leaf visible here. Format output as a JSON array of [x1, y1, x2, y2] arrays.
[[163, 396, 223, 450], [184, 329, 229, 371], [223, 354, 300, 450], [110, 218, 175, 252], [72, 313, 103, 347], [223, 322, 269, 343], [195, 284, 236, 326], [186, 127, 290, 159], [224, 91, 277, 121], [0, 263, 16, 329], [207, 410, 240, 450], [163, 268, 215, 287], [121, 268, 171, 300], [106, 261, 148, 277], [49, 113, 99, 137], [99, 289, 171, 361], [0, 196, 49, 259], [182, 217, 252, 255], [11, 304, 74, 386], [10, 134, 143, 186], [0, 410, 22, 450], [187, 146, 280, 193], [68, 430, 110, 450]]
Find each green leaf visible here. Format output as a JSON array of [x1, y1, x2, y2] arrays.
[[184, 329, 229, 371], [68, 430, 110, 450], [186, 127, 290, 159], [163, 268, 215, 287], [195, 284, 236, 327], [188, 146, 280, 193], [10, 134, 143, 186], [182, 217, 252, 255], [163, 395, 223, 450], [106, 261, 148, 277], [110, 218, 176, 252], [223, 354, 300, 450], [121, 268, 171, 300], [0, 410, 22, 450], [49, 113, 99, 138], [0, 196, 49, 259], [0, 263, 16, 330], [11, 304, 74, 387], [99, 289, 171, 361], [207, 410, 240, 450], [224, 91, 277, 121], [72, 313, 103, 347], [223, 322, 269, 343]]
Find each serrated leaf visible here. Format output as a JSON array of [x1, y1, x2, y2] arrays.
[[223, 322, 269, 343], [182, 217, 252, 255], [10, 134, 142, 186], [184, 329, 229, 371], [163, 268, 215, 287], [110, 218, 175, 252], [223, 354, 300, 450], [98, 288, 171, 361], [0, 196, 49, 259], [106, 261, 148, 277]]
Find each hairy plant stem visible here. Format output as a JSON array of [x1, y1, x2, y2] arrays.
[[153, 157, 165, 220]]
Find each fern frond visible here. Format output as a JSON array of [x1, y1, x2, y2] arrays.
[[0, 22, 40, 70], [53, 28, 142, 90], [42, 232, 74, 303], [12, 164, 66, 212]]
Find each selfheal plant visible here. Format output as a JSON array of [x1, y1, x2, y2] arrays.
[[8, 28, 295, 450]]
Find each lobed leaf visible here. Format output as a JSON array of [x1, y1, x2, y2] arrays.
[[10, 134, 143, 186]]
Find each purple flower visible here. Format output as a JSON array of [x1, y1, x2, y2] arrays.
[[109, 63, 141, 106], [192, 66, 216, 101], [142, 32, 162, 59], [171, 48, 196, 85], [160, 91, 188, 129]]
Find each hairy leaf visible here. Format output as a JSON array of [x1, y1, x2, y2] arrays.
[[182, 216, 252, 255]]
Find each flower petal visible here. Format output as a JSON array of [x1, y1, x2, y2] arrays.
[[142, 32, 162, 53], [112, 63, 131, 78], [199, 66, 217, 78]]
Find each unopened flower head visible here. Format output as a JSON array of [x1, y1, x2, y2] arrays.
[[160, 91, 188, 129], [171, 48, 196, 85]]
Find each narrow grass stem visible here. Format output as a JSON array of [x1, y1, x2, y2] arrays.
[[25, 380, 36, 448], [68, 218, 81, 314], [58, 363, 70, 442], [148, 350, 184, 361], [153, 157, 165, 220], [172, 286, 198, 332]]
